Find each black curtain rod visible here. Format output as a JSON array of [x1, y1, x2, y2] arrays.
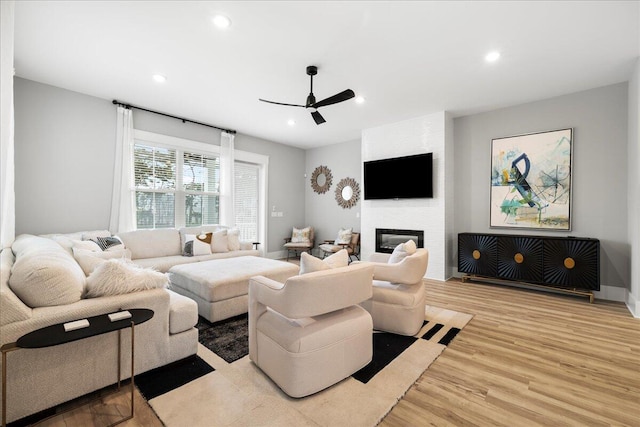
[[112, 99, 236, 134]]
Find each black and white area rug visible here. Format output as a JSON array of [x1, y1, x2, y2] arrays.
[[143, 306, 473, 426]]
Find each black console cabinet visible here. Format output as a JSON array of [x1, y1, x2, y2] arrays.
[[458, 233, 600, 301]]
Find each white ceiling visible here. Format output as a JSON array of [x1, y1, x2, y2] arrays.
[[13, 1, 640, 149]]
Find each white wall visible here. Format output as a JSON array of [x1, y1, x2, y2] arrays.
[[628, 58, 639, 317], [454, 83, 630, 299], [304, 139, 361, 257], [0, 0, 15, 248], [362, 112, 449, 280]]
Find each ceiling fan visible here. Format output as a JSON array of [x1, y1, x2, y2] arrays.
[[259, 65, 355, 125]]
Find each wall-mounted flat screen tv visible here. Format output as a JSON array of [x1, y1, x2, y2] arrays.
[[364, 152, 433, 200]]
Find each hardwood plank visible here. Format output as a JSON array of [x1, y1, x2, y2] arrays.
[[381, 279, 640, 427]]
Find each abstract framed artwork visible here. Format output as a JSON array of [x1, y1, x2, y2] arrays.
[[490, 128, 573, 230]]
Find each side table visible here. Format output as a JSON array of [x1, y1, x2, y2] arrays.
[[1, 308, 153, 427]]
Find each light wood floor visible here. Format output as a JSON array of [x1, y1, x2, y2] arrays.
[[382, 279, 640, 427], [36, 279, 639, 427]]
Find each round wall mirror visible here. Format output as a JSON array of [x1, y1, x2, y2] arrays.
[[335, 177, 360, 209], [310, 165, 333, 194]]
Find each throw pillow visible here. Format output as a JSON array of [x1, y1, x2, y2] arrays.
[[388, 240, 417, 264], [227, 228, 241, 251], [299, 249, 349, 275], [334, 227, 353, 245], [291, 226, 311, 243], [183, 233, 213, 257], [71, 239, 102, 252], [73, 247, 132, 276], [85, 259, 168, 298], [91, 236, 124, 251], [211, 229, 229, 253]]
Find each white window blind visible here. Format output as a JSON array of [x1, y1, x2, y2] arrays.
[[133, 142, 221, 229], [234, 161, 259, 241], [134, 144, 176, 229]]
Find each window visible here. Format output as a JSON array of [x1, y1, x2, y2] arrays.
[[133, 143, 221, 229], [132, 130, 268, 250], [134, 144, 177, 229]]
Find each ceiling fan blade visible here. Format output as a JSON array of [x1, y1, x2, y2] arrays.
[[311, 110, 326, 125], [312, 89, 355, 108], [258, 98, 306, 108]]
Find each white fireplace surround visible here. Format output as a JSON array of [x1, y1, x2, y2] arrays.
[[361, 112, 453, 281]]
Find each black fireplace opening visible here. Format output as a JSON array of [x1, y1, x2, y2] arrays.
[[375, 228, 424, 253]]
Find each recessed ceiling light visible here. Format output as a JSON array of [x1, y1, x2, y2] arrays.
[[152, 74, 167, 83], [485, 51, 500, 62], [355, 96, 366, 104], [212, 14, 231, 29], [287, 119, 296, 126]]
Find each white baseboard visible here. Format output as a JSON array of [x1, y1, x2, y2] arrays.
[[266, 250, 286, 260], [625, 291, 639, 318]]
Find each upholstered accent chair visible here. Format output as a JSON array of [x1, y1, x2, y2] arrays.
[[283, 226, 314, 261], [360, 248, 429, 336], [319, 230, 360, 263], [248, 263, 374, 398]]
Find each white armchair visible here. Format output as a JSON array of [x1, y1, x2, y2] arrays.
[[249, 263, 374, 397], [359, 248, 429, 336]]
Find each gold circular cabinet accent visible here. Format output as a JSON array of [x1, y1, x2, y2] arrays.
[[564, 257, 576, 269], [514, 253, 524, 264], [472, 250, 481, 260]]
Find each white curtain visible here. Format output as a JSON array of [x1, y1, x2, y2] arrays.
[[109, 106, 135, 233], [220, 131, 235, 226], [0, 0, 15, 248]]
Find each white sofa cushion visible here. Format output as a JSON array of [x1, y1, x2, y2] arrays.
[[118, 229, 182, 259], [211, 229, 229, 253], [73, 247, 132, 276], [9, 235, 85, 308], [167, 290, 198, 334], [183, 233, 213, 256]]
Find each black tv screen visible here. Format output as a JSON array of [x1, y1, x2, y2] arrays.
[[364, 153, 433, 200]]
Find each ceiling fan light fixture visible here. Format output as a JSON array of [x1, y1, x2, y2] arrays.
[[152, 74, 167, 83], [287, 119, 296, 126], [355, 96, 365, 104]]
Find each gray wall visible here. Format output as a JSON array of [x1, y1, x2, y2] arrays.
[[13, 78, 306, 254], [304, 139, 361, 256], [453, 82, 630, 291], [14, 78, 116, 234]]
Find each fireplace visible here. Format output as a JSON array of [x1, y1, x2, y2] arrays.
[[375, 228, 424, 253]]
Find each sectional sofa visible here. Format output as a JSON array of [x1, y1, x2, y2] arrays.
[[0, 225, 258, 423]]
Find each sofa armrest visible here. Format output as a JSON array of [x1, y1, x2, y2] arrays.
[[1, 289, 171, 345]]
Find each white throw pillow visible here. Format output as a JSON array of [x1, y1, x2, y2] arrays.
[[72, 239, 102, 252], [183, 233, 213, 257], [85, 259, 168, 298], [211, 229, 229, 253], [388, 240, 417, 264], [299, 249, 349, 275], [334, 227, 353, 245], [291, 227, 311, 243], [73, 247, 132, 276], [227, 228, 241, 251]]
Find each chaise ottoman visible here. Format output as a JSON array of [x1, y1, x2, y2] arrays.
[[168, 256, 299, 322]]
